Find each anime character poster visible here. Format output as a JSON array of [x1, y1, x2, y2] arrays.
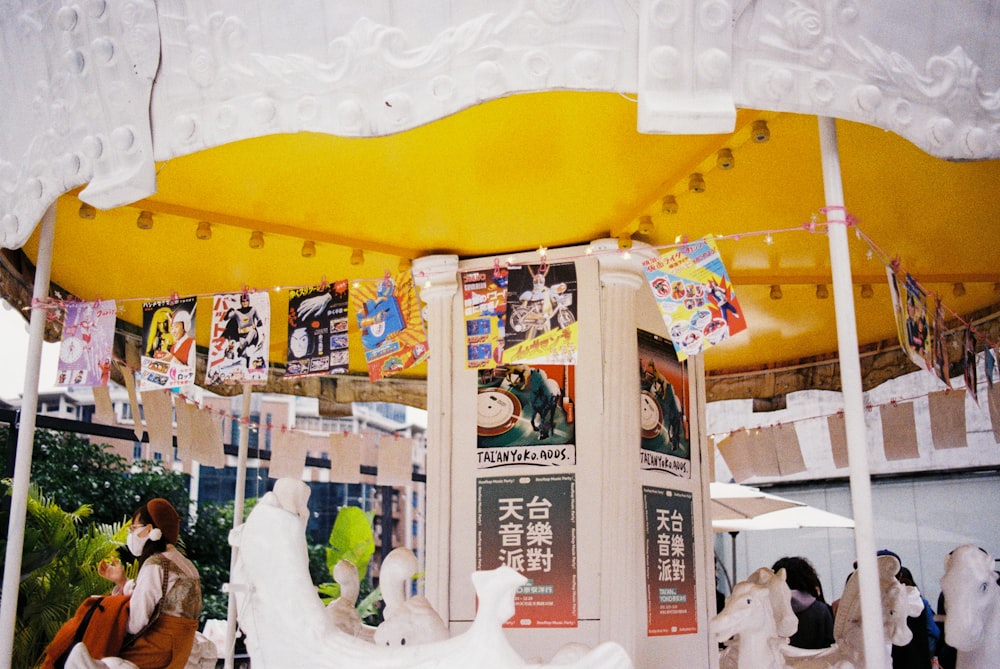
[[886, 268, 934, 373], [286, 281, 350, 378], [476, 363, 575, 468], [933, 298, 951, 388], [502, 262, 577, 365], [642, 236, 746, 360], [139, 296, 197, 390], [638, 330, 690, 478], [351, 271, 429, 381], [462, 267, 508, 369], [206, 291, 271, 385], [57, 300, 117, 387], [477, 474, 577, 628], [643, 487, 697, 636]]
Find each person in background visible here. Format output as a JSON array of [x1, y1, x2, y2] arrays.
[[67, 498, 202, 669], [772, 556, 835, 649]]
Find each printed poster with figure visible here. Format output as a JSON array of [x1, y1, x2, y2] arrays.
[[57, 300, 117, 387], [886, 268, 934, 374], [638, 330, 690, 478], [502, 262, 577, 365], [206, 292, 271, 385], [642, 236, 745, 360], [351, 271, 429, 381], [477, 474, 577, 628], [476, 364, 575, 468], [286, 281, 350, 378], [139, 297, 197, 391], [462, 267, 508, 369], [643, 487, 697, 636]]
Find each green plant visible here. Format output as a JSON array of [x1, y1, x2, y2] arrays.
[[0, 481, 128, 669]]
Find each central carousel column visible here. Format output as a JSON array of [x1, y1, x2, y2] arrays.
[[411, 254, 460, 621], [592, 239, 651, 656]]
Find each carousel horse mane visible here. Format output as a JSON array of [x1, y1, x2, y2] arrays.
[[939, 544, 1000, 669], [713, 568, 789, 669]]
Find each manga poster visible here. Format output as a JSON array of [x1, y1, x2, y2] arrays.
[[643, 487, 697, 636], [477, 474, 577, 628], [886, 268, 935, 374], [933, 298, 951, 388], [964, 324, 978, 402], [56, 300, 117, 387], [638, 330, 691, 478], [351, 271, 429, 381], [206, 291, 271, 385], [641, 236, 746, 360], [462, 267, 508, 369], [286, 281, 350, 378], [502, 262, 578, 365], [476, 364, 575, 468], [139, 296, 197, 391]]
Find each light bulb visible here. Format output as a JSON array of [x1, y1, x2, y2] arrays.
[[196, 221, 212, 240], [249, 231, 264, 249]]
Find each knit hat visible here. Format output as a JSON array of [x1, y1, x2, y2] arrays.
[[146, 498, 180, 545]]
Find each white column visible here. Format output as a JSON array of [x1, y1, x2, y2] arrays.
[[0, 204, 56, 669], [411, 254, 459, 620], [593, 239, 650, 657], [818, 116, 885, 662], [224, 385, 253, 669]]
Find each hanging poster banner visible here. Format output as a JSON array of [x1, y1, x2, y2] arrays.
[[933, 298, 951, 388], [638, 330, 690, 478], [57, 300, 117, 387], [462, 267, 509, 369], [886, 268, 934, 373], [641, 236, 746, 360], [140, 296, 197, 391], [643, 486, 697, 636], [477, 474, 577, 628], [351, 271, 429, 381], [502, 262, 577, 365], [964, 324, 978, 402], [476, 364, 575, 468], [206, 291, 271, 385], [286, 281, 350, 378]]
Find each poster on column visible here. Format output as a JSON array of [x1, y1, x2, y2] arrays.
[[476, 364, 575, 468], [638, 330, 690, 478], [477, 474, 577, 628], [206, 292, 271, 385], [462, 267, 508, 369], [57, 300, 117, 387], [286, 281, 350, 378], [643, 486, 697, 636], [351, 271, 429, 381], [502, 262, 577, 365], [139, 296, 197, 390], [641, 236, 746, 360]]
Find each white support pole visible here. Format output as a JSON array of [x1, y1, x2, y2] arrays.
[[0, 204, 57, 669], [818, 116, 885, 663], [224, 384, 253, 669]]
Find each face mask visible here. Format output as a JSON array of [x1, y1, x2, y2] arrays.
[[126, 526, 162, 556], [126, 532, 147, 557]]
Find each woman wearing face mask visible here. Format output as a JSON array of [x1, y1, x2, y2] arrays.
[[67, 498, 202, 669]]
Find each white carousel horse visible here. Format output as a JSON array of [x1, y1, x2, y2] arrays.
[[374, 547, 449, 646], [325, 558, 375, 641], [713, 567, 794, 669], [783, 554, 921, 669], [230, 478, 633, 669], [939, 544, 1000, 669]]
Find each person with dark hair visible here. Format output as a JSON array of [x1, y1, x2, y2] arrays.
[[772, 556, 835, 649], [66, 498, 202, 669]]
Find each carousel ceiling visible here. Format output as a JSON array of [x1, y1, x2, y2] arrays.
[[2, 2, 1000, 406]]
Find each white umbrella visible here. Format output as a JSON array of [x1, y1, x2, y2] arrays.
[[710, 482, 854, 586]]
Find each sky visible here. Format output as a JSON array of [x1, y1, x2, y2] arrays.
[[0, 299, 60, 400]]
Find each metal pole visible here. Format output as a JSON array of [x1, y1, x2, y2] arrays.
[[224, 384, 252, 669], [818, 116, 885, 664], [0, 204, 56, 669], [729, 531, 738, 585]]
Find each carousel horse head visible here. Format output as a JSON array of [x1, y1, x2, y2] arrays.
[[940, 544, 1000, 651], [712, 576, 778, 644]]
